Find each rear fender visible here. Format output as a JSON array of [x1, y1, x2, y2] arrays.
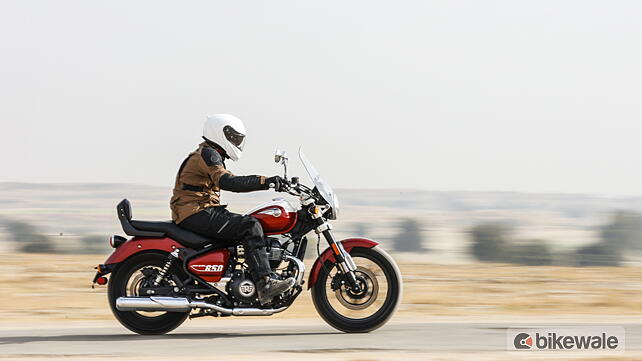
[[92, 237, 185, 286], [104, 236, 184, 266], [307, 238, 378, 289]]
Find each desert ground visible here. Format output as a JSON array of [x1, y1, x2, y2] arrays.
[[2, 253, 642, 322], [1, 253, 642, 360]]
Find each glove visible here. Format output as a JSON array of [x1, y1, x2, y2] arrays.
[[266, 176, 286, 191]]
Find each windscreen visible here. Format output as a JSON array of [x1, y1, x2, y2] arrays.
[[299, 147, 337, 210]]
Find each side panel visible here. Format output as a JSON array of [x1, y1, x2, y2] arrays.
[[187, 249, 230, 282], [307, 238, 379, 289], [104, 237, 184, 265]]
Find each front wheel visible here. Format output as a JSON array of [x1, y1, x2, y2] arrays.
[[311, 246, 402, 333]]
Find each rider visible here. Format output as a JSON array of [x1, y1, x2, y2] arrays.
[[170, 114, 295, 305]]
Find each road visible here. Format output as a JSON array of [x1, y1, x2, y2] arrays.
[[0, 317, 640, 360]]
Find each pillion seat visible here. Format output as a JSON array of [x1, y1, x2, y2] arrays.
[[116, 199, 216, 249]]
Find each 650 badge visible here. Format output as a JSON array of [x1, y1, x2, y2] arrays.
[[190, 264, 224, 273]]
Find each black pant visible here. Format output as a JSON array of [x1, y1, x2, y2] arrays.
[[180, 206, 271, 281]]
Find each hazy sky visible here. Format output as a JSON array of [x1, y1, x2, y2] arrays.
[[1, 1, 641, 196]]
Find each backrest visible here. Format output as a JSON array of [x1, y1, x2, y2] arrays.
[[117, 199, 132, 221], [116, 198, 165, 238]]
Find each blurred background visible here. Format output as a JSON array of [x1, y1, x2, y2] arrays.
[[3, 184, 642, 267], [1, 0, 642, 359]]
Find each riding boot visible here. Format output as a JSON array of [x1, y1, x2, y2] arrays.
[[245, 248, 295, 305], [255, 276, 296, 305]]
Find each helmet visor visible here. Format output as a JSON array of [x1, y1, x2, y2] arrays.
[[223, 125, 246, 151]]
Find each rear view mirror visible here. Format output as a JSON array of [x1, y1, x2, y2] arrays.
[[274, 149, 288, 164]]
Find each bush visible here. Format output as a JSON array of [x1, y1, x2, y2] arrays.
[[75, 234, 111, 254], [6, 220, 54, 253], [470, 224, 553, 265], [469, 223, 509, 262], [506, 241, 553, 266], [568, 210, 638, 266], [392, 218, 426, 253], [575, 242, 622, 267], [600, 210, 642, 251]]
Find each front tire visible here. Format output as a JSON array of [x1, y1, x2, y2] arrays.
[[311, 246, 402, 333], [108, 252, 189, 335]]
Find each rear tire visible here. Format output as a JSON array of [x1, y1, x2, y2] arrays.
[[108, 252, 189, 335], [311, 246, 402, 333]]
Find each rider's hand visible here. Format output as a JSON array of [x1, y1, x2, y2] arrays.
[[266, 176, 286, 191]]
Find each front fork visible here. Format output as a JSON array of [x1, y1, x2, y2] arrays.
[[315, 218, 362, 292]]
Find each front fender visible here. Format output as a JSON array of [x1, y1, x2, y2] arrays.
[[104, 237, 184, 265], [307, 238, 378, 289]]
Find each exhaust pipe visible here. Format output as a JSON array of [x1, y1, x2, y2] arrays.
[[116, 296, 286, 316], [116, 296, 192, 312]]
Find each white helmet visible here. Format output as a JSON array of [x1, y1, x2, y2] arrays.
[[203, 114, 247, 161]]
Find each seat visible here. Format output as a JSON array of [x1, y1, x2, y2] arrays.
[[130, 220, 216, 248], [117, 199, 216, 249]]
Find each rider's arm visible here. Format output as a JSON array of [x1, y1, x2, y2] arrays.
[[219, 173, 267, 193], [201, 147, 268, 193]]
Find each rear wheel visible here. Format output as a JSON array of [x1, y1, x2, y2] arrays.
[[311, 246, 402, 333], [108, 252, 189, 335]]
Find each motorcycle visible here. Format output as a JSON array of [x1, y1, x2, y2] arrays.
[[92, 147, 403, 335]]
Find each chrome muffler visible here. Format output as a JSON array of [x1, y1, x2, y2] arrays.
[[116, 296, 192, 312], [116, 296, 286, 316]]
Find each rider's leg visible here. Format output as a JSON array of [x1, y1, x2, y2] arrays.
[[180, 207, 271, 279], [234, 216, 272, 281], [234, 216, 295, 304], [180, 207, 294, 304]]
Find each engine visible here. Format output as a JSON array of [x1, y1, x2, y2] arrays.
[[267, 237, 285, 269], [228, 238, 286, 305], [228, 270, 257, 305]]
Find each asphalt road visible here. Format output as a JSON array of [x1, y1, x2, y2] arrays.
[[1, 318, 640, 360]]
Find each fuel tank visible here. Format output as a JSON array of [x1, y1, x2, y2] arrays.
[[247, 198, 298, 235], [187, 249, 230, 282]]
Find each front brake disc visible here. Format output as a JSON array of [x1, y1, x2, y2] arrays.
[[334, 266, 379, 310]]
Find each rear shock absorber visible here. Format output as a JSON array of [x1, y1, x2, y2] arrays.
[[154, 250, 179, 286]]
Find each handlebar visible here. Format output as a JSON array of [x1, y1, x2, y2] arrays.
[[269, 176, 314, 199]]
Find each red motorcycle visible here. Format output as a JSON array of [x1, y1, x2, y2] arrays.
[[93, 148, 402, 335]]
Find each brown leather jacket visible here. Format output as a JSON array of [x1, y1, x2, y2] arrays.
[[170, 142, 266, 223]]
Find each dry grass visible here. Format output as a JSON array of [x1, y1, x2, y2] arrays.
[[1, 253, 641, 323]]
